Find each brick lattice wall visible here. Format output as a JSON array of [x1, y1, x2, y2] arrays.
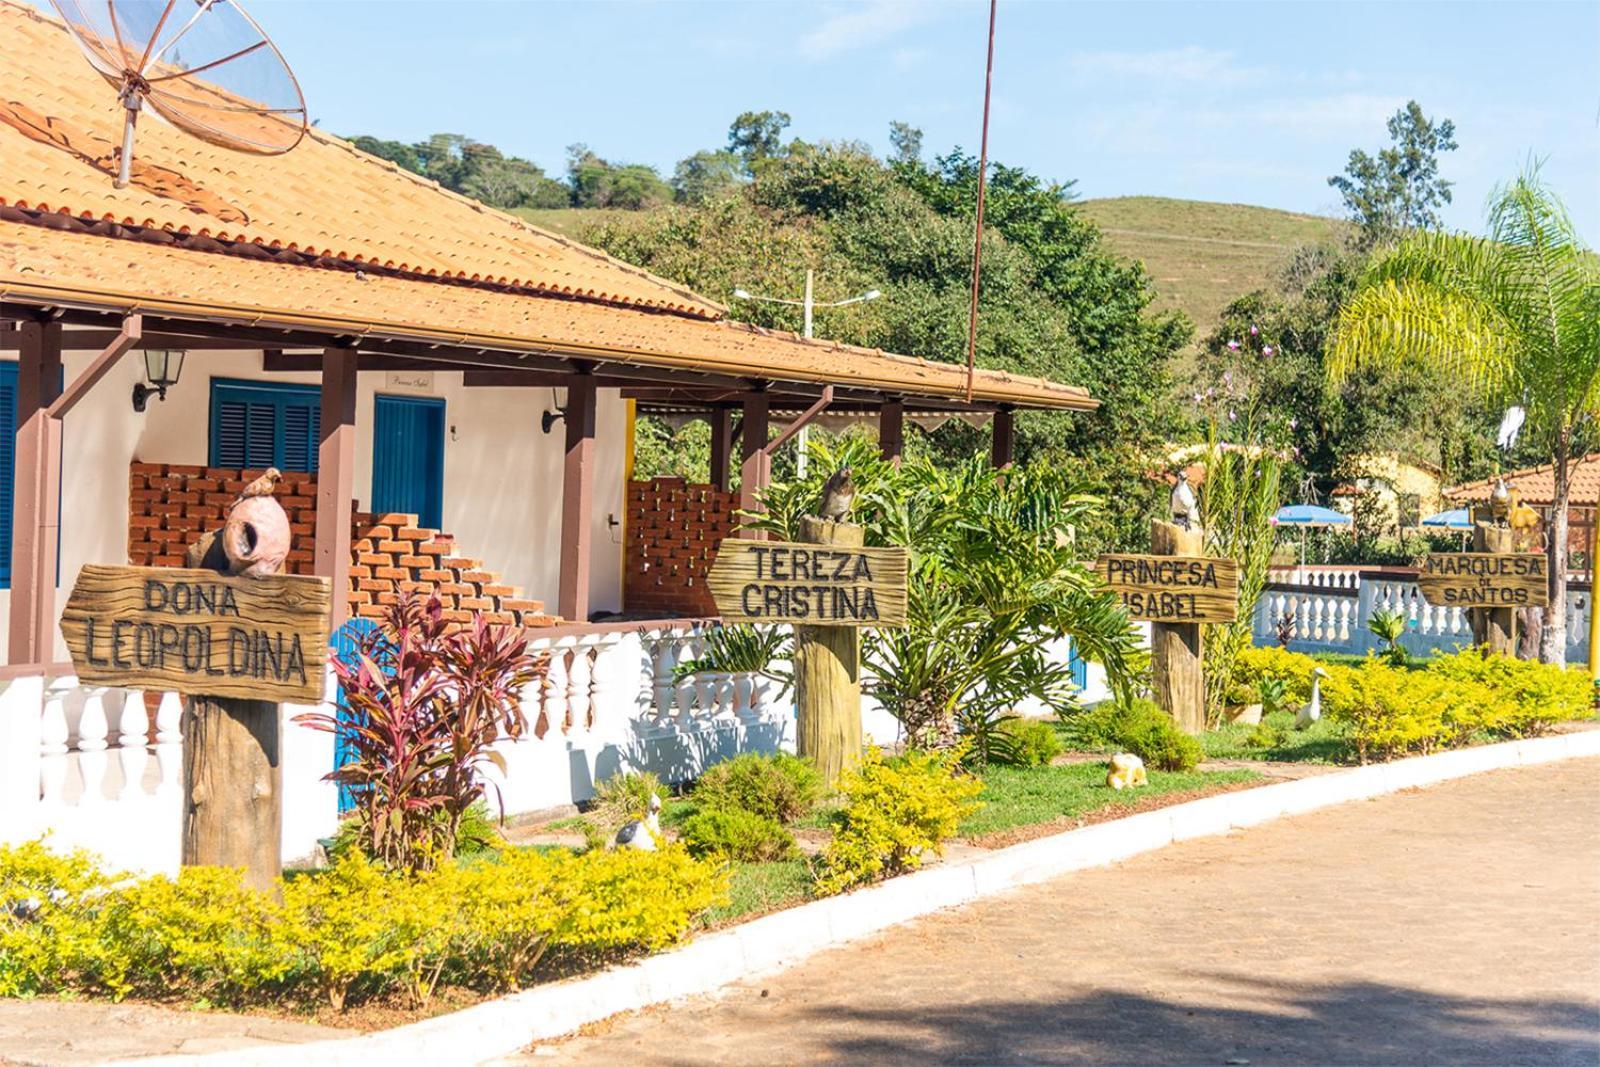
[[127, 463, 554, 627], [624, 477, 737, 617]]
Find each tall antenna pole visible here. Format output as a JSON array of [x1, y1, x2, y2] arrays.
[[964, 0, 998, 403]]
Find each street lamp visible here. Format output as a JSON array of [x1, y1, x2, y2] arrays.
[[731, 269, 881, 475]]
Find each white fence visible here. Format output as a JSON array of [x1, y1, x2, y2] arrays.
[[1253, 574, 1592, 662]]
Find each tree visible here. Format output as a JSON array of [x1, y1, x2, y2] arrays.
[[567, 144, 671, 209], [1328, 167, 1600, 664], [888, 121, 923, 166], [672, 149, 743, 204], [1329, 101, 1458, 245], [727, 110, 791, 175]]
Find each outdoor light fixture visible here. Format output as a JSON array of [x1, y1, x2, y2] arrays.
[[132, 349, 185, 413], [541, 388, 566, 434]]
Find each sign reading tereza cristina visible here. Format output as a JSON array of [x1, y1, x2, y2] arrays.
[[1095, 553, 1240, 624], [1417, 553, 1549, 608], [60, 565, 333, 703], [707, 541, 909, 627]]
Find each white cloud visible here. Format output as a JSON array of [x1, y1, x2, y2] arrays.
[[798, 1, 933, 62], [1067, 46, 1263, 87]]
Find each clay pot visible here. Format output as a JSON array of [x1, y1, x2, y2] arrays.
[[1226, 702, 1264, 726], [222, 494, 291, 577]]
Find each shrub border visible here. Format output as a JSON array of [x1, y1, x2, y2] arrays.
[[115, 728, 1600, 1067]]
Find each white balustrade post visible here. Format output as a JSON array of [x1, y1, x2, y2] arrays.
[[566, 641, 594, 733], [542, 642, 571, 737], [117, 691, 152, 799], [1355, 581, 1378, 655], [153, 691, 183, 804]]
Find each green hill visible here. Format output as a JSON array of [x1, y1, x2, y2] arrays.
[[1077, 197, 1347, 343], [517, 197, 1347, 345]]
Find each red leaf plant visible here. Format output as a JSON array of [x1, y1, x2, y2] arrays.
[[296, 594, 545, 871]]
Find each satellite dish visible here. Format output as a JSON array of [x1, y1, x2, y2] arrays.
[[49, 0, 308, 188]]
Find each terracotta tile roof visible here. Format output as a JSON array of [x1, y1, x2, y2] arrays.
[[0, 0, 1097, 412], [0, 1, 719, 318], [1444, 454, 1600, 507]]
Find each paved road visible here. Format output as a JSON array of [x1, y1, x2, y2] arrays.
[[520, 759, 1600, 1066]]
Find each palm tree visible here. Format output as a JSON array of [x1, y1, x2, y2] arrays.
[[1328, 167, 1600, 663]]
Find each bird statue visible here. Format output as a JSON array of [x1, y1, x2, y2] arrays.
[[1489, 477, 1513, 527], [234, 467, 282, 506], [1170, 469, 1199, 531], [1106, 752, 1148, 791], [1495, 405, 1526, 451], [1295, 666, 1329, 729], [614, 792, 662, 852], [817, 467, 856, 523]]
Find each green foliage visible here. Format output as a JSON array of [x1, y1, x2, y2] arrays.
[[1106, 699, 1203, 772], [991, 717, 1063, 768], [690, 752, 821, 824], [727, 110, 793, 174], [0, 840, 727, 1010], [1329, 166, 1600, 663], [1233, 645, 1325, 704], [1426, 650, 1594, 737], [567, 143, 673, 210], [1256, 675, 1290, 717], [588, 771, 664, 840], [680, 808, 797, 863], [1369, 608, 1410, 667], [347, 133, 568, 211], [1328, 101, 1458, 245], [815, 747, 983, 894], [1319, 661, 1499, 762], [1198, 427, 1286, 725], [675, 625, 793, 692], [959, 761, 1260, 838], [748, 441, 1141, 760], [707, 860, 814, 924], [631, 416, 711, 481], [671, 149, 744, 205]]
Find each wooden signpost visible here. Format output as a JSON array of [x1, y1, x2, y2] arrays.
[[1096, 522, 1238, 734], [1418, 525, 1549, 656], [61, 558, 331, 891], [707, 521, 909, 786]]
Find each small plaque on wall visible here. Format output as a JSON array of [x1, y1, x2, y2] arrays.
[[386, 371, 435, 393]]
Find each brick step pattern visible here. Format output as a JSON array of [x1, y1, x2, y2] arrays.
[[127, 463, 557, 629], [624, 477, 737, 618]]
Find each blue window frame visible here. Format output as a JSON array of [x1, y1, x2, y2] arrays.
[[209, 379, 321, 472]]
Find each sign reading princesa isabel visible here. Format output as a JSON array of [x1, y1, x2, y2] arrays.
[[1095, 553, 1240, 624], [707, 541, 909, 627], [60, 565, 333, 703], [1417, 553, 1549, 608]]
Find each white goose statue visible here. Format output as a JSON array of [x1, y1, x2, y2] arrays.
[[1295, 667, 1329, 729], [614, 793, 662, 851]]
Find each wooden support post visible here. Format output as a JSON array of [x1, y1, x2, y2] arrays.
[[1149, 519, 1206, 733], [180, 533, 283, 891], [991, 406, 1015, 469], [738, 391, 771, 538], [559, 374, 597, 622], [1471, 522, 1518, 655], [708, 406, 734, 491], [879, 398, 905, 465], [8, 320, 62, 665], [315, 346, 358, 629], [794, 515, 864, 787]]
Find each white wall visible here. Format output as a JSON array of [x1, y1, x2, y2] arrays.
[[0, 350, 629, 663]]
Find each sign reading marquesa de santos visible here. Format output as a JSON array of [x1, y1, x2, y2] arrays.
[[1417, 552, 1549, 608], [1095, 553, 1241, 624], [707, 540, 909, 627], [60, 565, 333, 703]]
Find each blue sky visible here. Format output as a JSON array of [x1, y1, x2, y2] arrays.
[[49, 1, 1600, 237]]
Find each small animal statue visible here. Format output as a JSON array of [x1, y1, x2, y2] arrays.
[[1489, 477, 1513, 527], [817, 467, 856, 522], [614, 792, 662, 851], [1295, 666, 1329, 729], [1170, 469, 1199, 531], [1106, 752, 1148, 791], [234, 466, 282, 507], [1507, 496, 1542, 553]]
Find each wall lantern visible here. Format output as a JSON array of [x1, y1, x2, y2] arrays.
[[540, 388, 566, 434], [132, 349, 185, 412]]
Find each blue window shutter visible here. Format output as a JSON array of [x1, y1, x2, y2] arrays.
[[209, 379, 322, 473], [0, 363, 16, 587]]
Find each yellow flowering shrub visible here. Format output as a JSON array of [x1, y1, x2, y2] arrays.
[[559, 846, 729, 955], [1232, 646, 1325, 703], [0, 840, 124, 997], [447, 848, 568, 992], [1426, 651, 1595, 737], [1320, 663, 1512, 762], [816, 747, 984, 895]]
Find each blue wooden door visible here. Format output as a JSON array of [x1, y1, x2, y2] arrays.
[[1067, 638, 1090, 691], [371, 395, 445, 529], [332, 617, 380, 814]]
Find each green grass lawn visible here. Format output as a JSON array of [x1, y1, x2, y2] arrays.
[[959, 762, 1260, 839], [1201, 710, 1353, 764], [705, 859, 814, 925]]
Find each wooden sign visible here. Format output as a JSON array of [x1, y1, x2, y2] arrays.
[[1417, 553, 1549, 608], [707, 540, 909, 627], [60, 565, 333, 703], [1095, 553, 1240, 624]]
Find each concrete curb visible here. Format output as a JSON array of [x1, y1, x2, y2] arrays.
[[117, 729, 1600, 1067]]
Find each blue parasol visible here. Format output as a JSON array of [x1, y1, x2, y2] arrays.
[[1420, 508, 1473, 530], [1271, 504, 1353, 528]]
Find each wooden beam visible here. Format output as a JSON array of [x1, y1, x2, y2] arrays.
[[47, 314, 142, 420], [879, 398, 905, 465], [764, 385, 833, 456], [991, 406, 1015, 469], [559, 375, 598, 622], [738, 390, 771, 537], [0, 329, 247, 352], [8, 320, 63, 664], [316, 346, 359, 629], [709, 407, 734, 491]]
